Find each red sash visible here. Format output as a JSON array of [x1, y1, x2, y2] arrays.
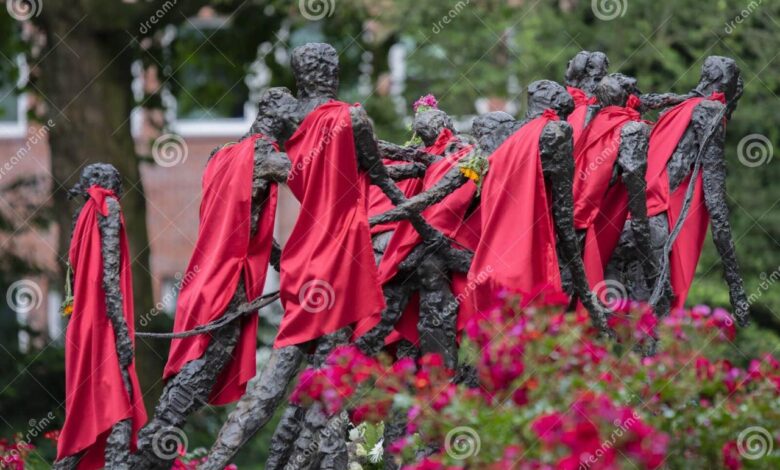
[[567, 86, 597, 145]]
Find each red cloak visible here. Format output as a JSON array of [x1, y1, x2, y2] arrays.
[[567, 86, 597, 145], [276, 101, 385, 348], [469, 110, 562, 311], [58, 186, 147, 469], [375, 140, 477, 344], [368, 128, 454, 235], [573, 95, 641, 296], [645, 92, 726, 309], [163, 134, 277, 405]]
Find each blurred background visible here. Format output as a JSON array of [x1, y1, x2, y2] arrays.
[[0, 0, 778, 466]]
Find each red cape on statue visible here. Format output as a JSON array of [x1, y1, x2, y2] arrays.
[[163, 134, 277, 405], [58, 186, 147, 469], [375, 136, 477, 345], [469, 110, 562, 311], [645, 92, 726, 309], [573, 95, 641, 296], [276, 101, 385, 348], [567, 86, 597, 145], [368, 128, 454, 235]]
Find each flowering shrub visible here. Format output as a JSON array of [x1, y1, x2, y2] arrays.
[[293, 292, 780, 469]]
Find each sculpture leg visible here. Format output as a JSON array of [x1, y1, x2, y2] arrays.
[[283, 403, 329, 470], [417, 254, 458, 369], [105, 418, 132, 469], [264, 405, 306, 470], [52, 454, 81, 470], [382, 407, 407, 470], [132, 285, 246, 469], [355, 280, 415, 356], [317, 411, 350, 469], [201, 346, 305, 470]]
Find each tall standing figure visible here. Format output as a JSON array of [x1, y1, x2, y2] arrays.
[[55, 164, 147, 470]]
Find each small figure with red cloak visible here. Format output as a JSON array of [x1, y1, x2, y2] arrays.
[[608, 56, 749, 325], [564, 50, 609, 144], [55, 164, 147, 470], [132, 88, 298, 469], [570, 74, 660, 319]]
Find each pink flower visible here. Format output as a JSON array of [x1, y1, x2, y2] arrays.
[[722, 440, 742, 470], [413, 94, 439, 113]]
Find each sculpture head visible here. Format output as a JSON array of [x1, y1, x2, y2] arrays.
[[564, 51, 609, 94], [68, 163, 122, 200], [412, 109, 455, 147], [595, 75, 629, 108], [609, 72, 641, 96], [291, 43, 339, 100], [471, 111, 515, 153], [527, 80, 574, 120], [695, 56, 743, 117], [250, 87, 300, 143]]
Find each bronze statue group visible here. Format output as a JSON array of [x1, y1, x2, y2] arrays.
[[54, 43, 750, 470]]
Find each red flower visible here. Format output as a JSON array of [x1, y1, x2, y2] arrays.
[[722, 440, 742, 470]]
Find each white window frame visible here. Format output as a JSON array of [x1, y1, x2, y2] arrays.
[[0, 55, 29, 139]]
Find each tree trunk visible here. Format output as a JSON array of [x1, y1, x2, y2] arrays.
[[35, 4, 161, 403]]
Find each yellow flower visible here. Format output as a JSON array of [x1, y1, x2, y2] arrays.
[[62, 301, 73, 316], [460, 167, 480, 182]]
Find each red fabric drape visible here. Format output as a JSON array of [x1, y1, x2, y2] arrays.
[[58, 186, 147, 469], [567, 86, 597, 145], [572, 96, 641, 296], [469, 110, 562, 311], [375, 140, 477, 345], [645, 93, 726, 309], [368, 128, 454, 235], [276, 101, 385, 347], [163, 134, 277, 405]]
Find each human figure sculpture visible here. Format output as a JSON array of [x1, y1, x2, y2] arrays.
[[565, 50, 609, 143], [203, 43, 467, 470], [356, 107, 475, 368], [130, 88, 296, 470], [607, 56, 749, 326], [570, 74, 660, 317], [54, 164, 147, 470], [376, 81, 612, 333]]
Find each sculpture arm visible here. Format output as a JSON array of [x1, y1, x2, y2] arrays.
[[99, 198, 134, 369], [385, 162, 428, 181], [540, 121, 611, 333], [695, 101, 749, 325], [369, 166, 468, 226], [638, 92, 696, 112], [378, 139, 438, 165], [271, 239, 282, 272]]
